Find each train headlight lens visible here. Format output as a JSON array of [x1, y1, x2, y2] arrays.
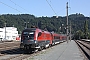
[[34, 40, 37, 43]]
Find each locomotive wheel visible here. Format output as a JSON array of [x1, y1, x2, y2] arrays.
[[38, 46, 43, 51], [23, 46, 32, 54], [24, 49, 29, 54], [52, 43, 54, 46], [44, 44, 50, 49], [34, 49, 38, 53]]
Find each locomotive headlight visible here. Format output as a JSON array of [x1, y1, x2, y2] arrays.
[[34, 40, 37, 43]]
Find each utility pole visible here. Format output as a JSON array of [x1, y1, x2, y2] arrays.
[[5, 23, 6, 40], [70, 21, 71, 41], [66, 2, 69, 43], [24, 22, 29, 29]]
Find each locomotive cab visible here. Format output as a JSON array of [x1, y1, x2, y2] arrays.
[[20, 28, 39, 50]]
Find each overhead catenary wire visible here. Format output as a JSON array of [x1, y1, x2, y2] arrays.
[[9, 0, 30, 13], [0, 1, 22, 13], [9, 0, 31, 29], [45, 0, 58, 17]]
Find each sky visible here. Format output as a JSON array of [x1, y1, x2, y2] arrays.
[[0, 0, 90, 17]]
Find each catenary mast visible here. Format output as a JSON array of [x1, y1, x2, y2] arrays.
[[66, 2, 69, 42]]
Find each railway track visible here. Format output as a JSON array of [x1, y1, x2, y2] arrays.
[[0, 41, 34, 60], [0, 41, 27, 60], [0, 48, 32, 60], [0, 41, 20, 51], [0, 41, 65, 60], [0, 43, 49, 60], [75, 40, 90, 60]]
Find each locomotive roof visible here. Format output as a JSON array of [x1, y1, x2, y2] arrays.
[[22, 28, 51, 34], [23, 28, 37, 32]]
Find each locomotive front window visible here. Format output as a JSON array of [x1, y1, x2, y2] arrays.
[[23, 32, 34, 35], [23, 31, 35, 40]]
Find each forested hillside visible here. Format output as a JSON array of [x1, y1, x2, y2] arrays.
[[0, 13, 90, 36]]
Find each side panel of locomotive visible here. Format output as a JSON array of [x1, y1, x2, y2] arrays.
[[20, 28, 52, 51], [35, 30, 52, 49]]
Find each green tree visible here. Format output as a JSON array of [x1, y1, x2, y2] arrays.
[[84, 20, 89, 39], [0, 13, 90, 36], [74, 30, 84, 40]]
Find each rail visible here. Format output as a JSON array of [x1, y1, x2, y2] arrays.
[[75, 40, 90, 60]]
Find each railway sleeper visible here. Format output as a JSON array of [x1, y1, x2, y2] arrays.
[[76, 41, 90, 60]]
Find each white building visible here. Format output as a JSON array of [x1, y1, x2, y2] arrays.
[[0, 27, 19, 41], [0, 28, 4, 40]]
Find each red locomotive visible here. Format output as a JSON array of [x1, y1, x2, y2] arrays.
[[20, 27, 66, 53]]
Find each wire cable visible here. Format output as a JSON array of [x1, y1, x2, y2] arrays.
[[45, 0, 58, 17], [9, 0, 30, 13], [0, 1, 22, 13]]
